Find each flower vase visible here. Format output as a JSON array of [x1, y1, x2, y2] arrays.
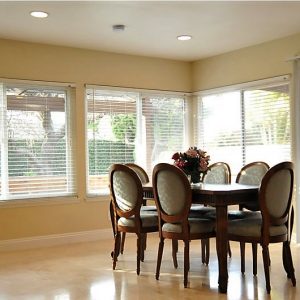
[[190, 171, 201, 184]]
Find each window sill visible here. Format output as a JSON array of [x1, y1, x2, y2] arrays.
[[0, 195, 80, 208], [84, 194, 110, 202]]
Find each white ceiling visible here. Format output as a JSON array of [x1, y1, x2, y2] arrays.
[[1, 1, 300, 62]]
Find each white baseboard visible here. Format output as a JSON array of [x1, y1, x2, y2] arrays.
[[0, 228, 113, 252]]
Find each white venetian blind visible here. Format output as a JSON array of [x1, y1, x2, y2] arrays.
[[243, 84, 291, 165], [196, 79, 291, 176], [86, 88, 138, 195], [141, 94, 186, 174], [0, 83, 76, 200], [0, 83, 5, 198], [197, 91, 243, 175]]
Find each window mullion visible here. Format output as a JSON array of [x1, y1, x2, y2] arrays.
[[0, 83, 9, 197], [240, 90, 246, 165], [135, 94, 145, 168]]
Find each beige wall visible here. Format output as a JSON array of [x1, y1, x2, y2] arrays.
[[192, 33, 300, 91], [0, 38, 191, 241], [1, 32, 300, 242]]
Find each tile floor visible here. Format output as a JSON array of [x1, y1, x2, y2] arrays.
[[0, 233, 299, 300]]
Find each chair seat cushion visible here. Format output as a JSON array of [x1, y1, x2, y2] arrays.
[[228, 217, 287, 237], [204, 210, 261, 220], [141, 205, 157, 211], [227, 210, 261, 219], [162, 218, 214, 234], [118, 213, 158, 227], [189, 205, 216, 217], [241, 202, 260, 211]]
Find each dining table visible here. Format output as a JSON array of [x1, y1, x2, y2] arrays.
[[143, 182, 259, 293]]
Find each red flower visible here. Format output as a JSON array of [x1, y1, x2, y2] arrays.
[[171, 146, 210, 174], [172, 152, 180, 160]]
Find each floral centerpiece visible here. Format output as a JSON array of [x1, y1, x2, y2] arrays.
[[172, 147, 210, 183]]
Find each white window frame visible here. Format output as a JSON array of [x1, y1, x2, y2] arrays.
[[194, 75, 292, 176], [85, 85, 191, 198], [0, 79, 77, 206]]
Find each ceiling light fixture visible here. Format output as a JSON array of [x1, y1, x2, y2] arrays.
[[30, 11, 49, 18], [112, 24, 126, 32], [177, 35, 192, 41]]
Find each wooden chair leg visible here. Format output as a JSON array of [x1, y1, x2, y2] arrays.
[[252, 243, 257, 276], [201, 239, 210, 265], [240, 242, 245, 274], [120, 232, 126, 254], [228, 241, 232, 258], [262, 245, 271, 294], [112, 232, 121, 270], [172, 239, 178, 268], [283, 241, 290, 278], [136, 234, 141, 275], [140, 233, 146, 262], [183, 240, 190, 288], [205, 239, 210, 265], [282, 241, 296, 286], [201, 239, 206, 264], [156, 238, 165, 280], [143, 233, 147, 251]]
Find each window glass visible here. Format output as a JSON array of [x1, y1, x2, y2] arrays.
[[198, 91, 243, 175], [0, 84, 75, 200], [86, 89, 137, 194], [244, 85, 290, 165], [141, 95, 186, 173], [86, 88, 186, 195], [196, 81, 291, 176]]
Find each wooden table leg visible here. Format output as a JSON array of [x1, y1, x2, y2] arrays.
[[215, 205, 228, 293]]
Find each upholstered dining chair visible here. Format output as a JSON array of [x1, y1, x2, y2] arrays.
[[109, 164, 158, 275], [125, 163, 156, 207], [120, 163, 157, 254], [152, 163, 215, 287], [228, 161, 296, 293], [234, 161, 270, 275], [203, 161, 231, 184], [190, 162, 232, 263]]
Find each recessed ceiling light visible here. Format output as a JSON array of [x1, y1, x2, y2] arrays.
[[177, 35, 192, 41], [112, 24, 126, 32], [30, 11, 49, 18]]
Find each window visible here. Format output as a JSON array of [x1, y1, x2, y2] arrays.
[[86, 87, 186, 195], [141, 94, 186, 174], [196, 77, 291, 176], [0, 82, 76, 200]]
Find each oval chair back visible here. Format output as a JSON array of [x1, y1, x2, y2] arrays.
[[125, 163, 149, 184], [237, 161, 269, 211], [203, 162, 231, 184], [259, 161, 294, 240]]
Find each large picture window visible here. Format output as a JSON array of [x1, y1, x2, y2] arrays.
[[0, 82, 76, 200], [196, 77, 291, 176], [86, 87, 186, 195]]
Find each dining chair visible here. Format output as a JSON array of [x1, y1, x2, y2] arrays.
[[109, 164, 158, 275], [234, 161, 270, 275], [228, 161, 296, 293], [120, 163, 157, 254], [237, 161, 270, 211], [125, 163, 157, 208], [152, 163, 215, 287], [190, 162, 232, 262], [203, 161, 231, 184]]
